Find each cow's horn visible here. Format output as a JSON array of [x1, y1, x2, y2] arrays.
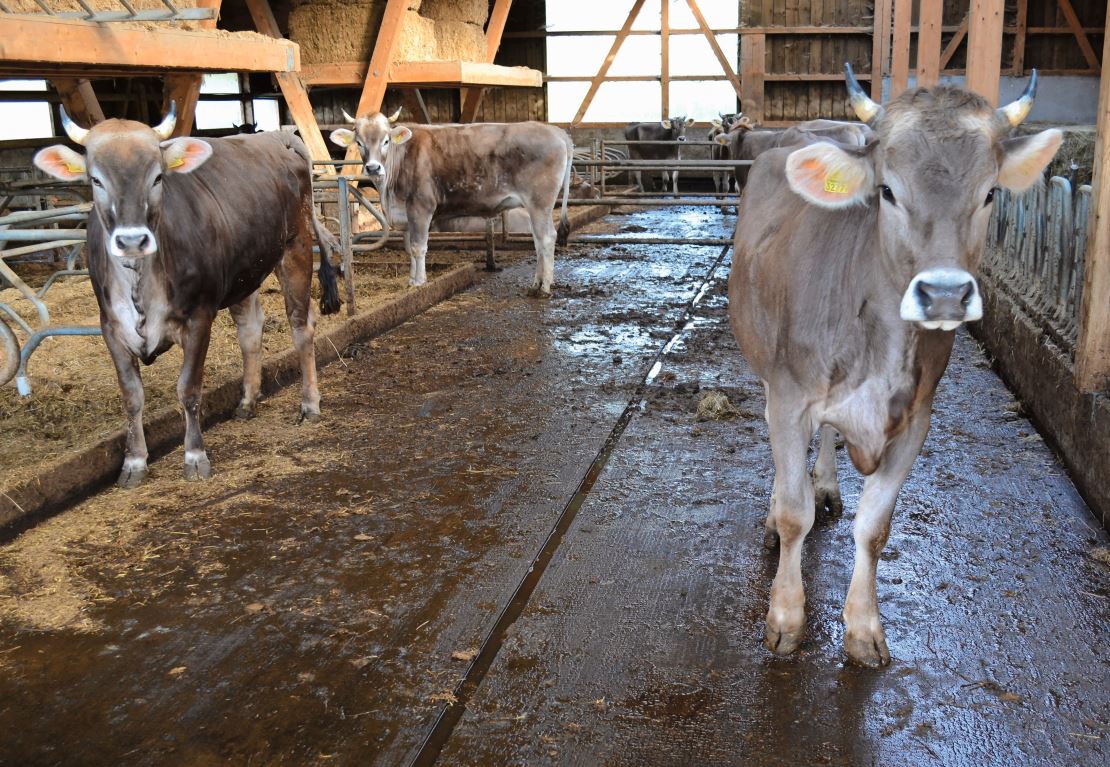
[[999, 69, 1037, 128], [387, 106, 402, 123], [844, 62, 883, 124], [342, 109, 357, 124], [59, 106, 90, 146], [153, 102, 177, 140]]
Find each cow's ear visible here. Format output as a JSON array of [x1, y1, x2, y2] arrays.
[[711, 118, 723, 128], [660, 119, 672, 129], [33, 145, 86, 181], [161, 138, 212, 174], [685, 117, 696, 126], [715, 134, 730, 146], [785, 141, 873, 209], [390, 126, 412, 144], [997, 128, 1062, 191], [330, 128, 356, 148]]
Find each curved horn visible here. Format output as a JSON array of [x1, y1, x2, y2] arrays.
[[999, 69, 1037, 128], [153, 101, 177, 140], [387, 106, 403, 123], [844, 62, 883, 124], [342, 108, 357, 124], [59, 106, 90, 146]]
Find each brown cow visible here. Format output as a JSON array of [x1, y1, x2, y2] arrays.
[[729, 67, 1060, 666], [330, 110, 573, 296], [33, 105, 340, 487], [720, 118, 872, 189]]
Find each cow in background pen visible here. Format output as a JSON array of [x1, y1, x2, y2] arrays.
[[709, 113, 746, 194], [330, 108, 573, 296], [33, 104, 341, 488], [624, 116, 696, 193]]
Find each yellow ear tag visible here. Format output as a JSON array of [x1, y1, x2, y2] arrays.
[[65, 162, 84, 174], [167, 157, 185, 169], [391, 132, 406, 144], [824, 173, 849, 194]]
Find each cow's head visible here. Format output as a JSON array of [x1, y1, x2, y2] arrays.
[[783, 65, 1061, 331], [33, 104, 212, 260], [329, 106, 408, 183], [715, 115, 754, 147], [661, 115, 696, 142]]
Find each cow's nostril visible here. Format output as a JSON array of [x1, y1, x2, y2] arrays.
[[915, 280, 933, 308], [959, 281, 974, 306], [137, 233, 149, 250]]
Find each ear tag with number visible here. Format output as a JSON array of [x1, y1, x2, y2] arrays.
[[824, 173, 849, 194]]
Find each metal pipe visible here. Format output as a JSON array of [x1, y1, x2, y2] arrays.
[[574, 159, 751, 167], [337, 176, 356, 315], [0, 203, 91, 226], [15, 325, 101, 397], [0, 230, 86, 242]]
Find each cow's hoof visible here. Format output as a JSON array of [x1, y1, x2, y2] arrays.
[[527, 283, 552, 299], [298, 407, 321, 424], [184, 451, 212, 481], [235, 403, 256, 420], [844, 628, 891, 668], [409, 278, 427, 288], [117, 460, 148, 489], [764, 623, 804, 656], [814, 483, 843, 517], [485, 264, 503, 273], [762, 527, 779, 550]]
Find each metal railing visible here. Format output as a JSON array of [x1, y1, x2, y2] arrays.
[[0, 0, 217, 23], [985, 177, 1091, 358]]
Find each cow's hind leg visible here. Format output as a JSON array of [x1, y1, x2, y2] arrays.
[[229, 291, 265, 419], [406, 212, 431, 287], [843, 410, 930, 667], [277, 225, 322, 422], [763, 396, 816, 655], [813, 424, 843, 516], [105, 337, 148, 488], [632, 169, 644, 193], [526, 205, 556, 297], [179, 312, 215, 480]]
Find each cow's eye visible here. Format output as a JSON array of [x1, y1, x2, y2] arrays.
[[880, 185, 896, 204], [90, 176, 103, 188], [153, 174, 163, 186], [984, 188, 995, 206]]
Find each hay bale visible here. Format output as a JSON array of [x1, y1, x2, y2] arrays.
[[289, 2, 438, 64], [395, 10, 437, 61], [420, 0, 488, 23], [434, 19, 486, 60]]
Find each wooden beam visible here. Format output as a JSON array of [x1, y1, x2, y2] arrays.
[[966, 0, 1004, 105], [162, 74, 203, 138], [0, 15, 297, 73], [686, 0, 742, 99], [356, 0, 409, 117], [243, 0, 332, 169], [390, 61, 542, 87], [916, 0, 944, 87], [572, 0, 647, 124], [871, 0, 893, 100], [49, 78, 104, 128], [460, 0, 513, 122], [1076, 26, 1110, 392], [660, 0, 669, 117], [1013, 0, 1028, 74], [740, 33, 765, 124], [890, 0, 912, 97], [940, 14, 969, 69], [401, 89, 431, 123], [1056, 0, 1101, 71]]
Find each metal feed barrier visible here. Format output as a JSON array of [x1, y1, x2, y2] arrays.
[[985, 177, 1091, 358]]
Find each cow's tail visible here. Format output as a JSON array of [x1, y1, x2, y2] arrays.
[[312, 216, 342, 316], [556, 139, 573, 247]]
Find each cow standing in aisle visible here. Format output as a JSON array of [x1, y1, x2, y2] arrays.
[[34, 105, 341, 488], [330, 109, 573, 296], [709, 113, 746, 194], [624, 116, 695, 193], [729, 67, 1060, 666]]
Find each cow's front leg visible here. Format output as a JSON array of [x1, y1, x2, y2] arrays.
[[229, 291, 264, 419], [661, 170, 672, 192], [843, 409, 931, 667], [105, 333, 148, 488], [405, 210, 431, 287], [526, 204, 556, 297], [671, 170, 680, 195], [813, 424, 843, 515], [178, 312, 215, 481], [763, 396, 816, 655], [631, 169, 644, 193]]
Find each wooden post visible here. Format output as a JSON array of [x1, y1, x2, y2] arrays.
[[871, 0, 893, 100], [890, 0, 912, 97], [916, 0, 944, 87], [160, 0, 221, 137], [49, 78, 105, 127], [1056, 0, 1100, 71], [966, 0, 1005, 105], [572, 0, 647, 124], [660, 0, 669, 118], [244, 0, 333, 169], [356, 0, 408, 117], [1076, 27, 1110, 393], [460, 0, 513, 122], [1013, 0, 1028, 74], [940, 14, 969, 70], [686, 0, 742, 100], [740, 33, 765, 124]]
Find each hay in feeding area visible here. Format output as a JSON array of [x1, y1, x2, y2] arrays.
[[0, 265, 414, 486], [695, 391, 743, 421]]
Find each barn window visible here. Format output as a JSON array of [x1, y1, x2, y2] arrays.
[[544, 0, 740, 123], [194, 73, 244, 130], [0, 80, 53, 140]]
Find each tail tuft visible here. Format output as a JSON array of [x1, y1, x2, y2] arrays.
[[315, 226, 342, 315], [556, 219, 570, 247]]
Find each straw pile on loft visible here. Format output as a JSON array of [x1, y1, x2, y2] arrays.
[[289, 0, 489, 65], [5, 0, 207, 30]]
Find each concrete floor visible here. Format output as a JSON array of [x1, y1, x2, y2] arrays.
[[0, 207, 1108, 767]]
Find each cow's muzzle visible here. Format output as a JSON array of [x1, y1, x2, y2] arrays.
[[109, 227, 158, 259], [364, 161, 385, 179], [899, 268, 983, 331]]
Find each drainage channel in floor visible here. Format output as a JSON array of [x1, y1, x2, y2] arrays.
[[407, 240, 734, 767]]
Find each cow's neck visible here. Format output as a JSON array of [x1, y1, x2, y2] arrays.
[[104, 248, 171, 360]]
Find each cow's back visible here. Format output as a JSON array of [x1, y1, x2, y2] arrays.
[[624, 122, 674, 160]]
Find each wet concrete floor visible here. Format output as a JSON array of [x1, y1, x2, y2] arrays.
[[1, 207, 1109, 766]]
